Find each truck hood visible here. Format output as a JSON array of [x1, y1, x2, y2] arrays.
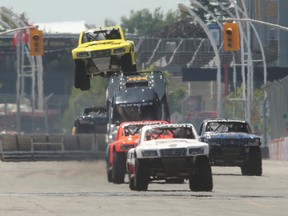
[[76, 115, 107, 125], [115, 88, 156, 105], [139, 139, 208, 149], [77, 40, 128, 50], [202, 132, 260, 140], [114, 135, 140, 145], [131, 139, 209, 157]]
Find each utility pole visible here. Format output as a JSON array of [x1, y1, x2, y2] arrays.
[[178, 2, 223, 118]]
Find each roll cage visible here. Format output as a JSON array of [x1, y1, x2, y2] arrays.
[[82, 28, 121, 43]]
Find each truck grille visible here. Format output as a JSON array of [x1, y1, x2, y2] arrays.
[[222, 139, 243, 147], [91, 50, 111, 58], [160, 148, 187, 157]]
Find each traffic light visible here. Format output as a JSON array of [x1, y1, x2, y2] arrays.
[[29, 29, 44, 56], [223, 22, 240, 51]]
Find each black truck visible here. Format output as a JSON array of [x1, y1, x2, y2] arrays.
[[73, 106, 107, 134], [105, 71, 170, 142]]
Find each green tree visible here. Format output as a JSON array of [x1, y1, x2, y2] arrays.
[[168, 87, 186, 114], [224, 86, 265, 132], [120, 8, 180, 35], [104, 18, 116, 27], [190, 0, 234, 24]]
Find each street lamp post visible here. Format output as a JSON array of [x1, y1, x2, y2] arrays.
[[231, 17, 288, 32], [178, 3, 223, 118], [227, 0, 267, 123], [220, 1, 268, 145], [0, 25, 37, 35], [225, 20, 267, 86], [189, 0, 223, 29]]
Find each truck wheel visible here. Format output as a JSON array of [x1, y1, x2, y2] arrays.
[[71, 126, 77, 135], [241, 147, 262, 176], [129, 174, 136, 191], [121, 53, 136, 73], [75, 59, 90, 90], [112, 152, 126, 184], [106, 165, 112, 182], [241, 165, 249, 176], [189, 156, 213, 192], [134, 159, 149, 191], [106, 147, 112, 183]]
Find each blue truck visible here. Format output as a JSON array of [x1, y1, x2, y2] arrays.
[[199, 119, 262, 176]]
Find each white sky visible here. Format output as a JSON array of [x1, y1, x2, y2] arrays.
[[1, 0, 190, 27]]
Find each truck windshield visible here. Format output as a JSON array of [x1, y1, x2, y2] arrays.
[[206, 122, 250, 133], [113, 103, 159, 123], [83, 28, 121, 42], [144, 127, 194, 140]]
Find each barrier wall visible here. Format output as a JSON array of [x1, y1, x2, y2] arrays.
[[269, 137, 288, 160], [0, 134, 107, 161], [5, 133, 288, 161]]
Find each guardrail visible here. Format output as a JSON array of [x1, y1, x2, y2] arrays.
[[0, 134, 107, 161]]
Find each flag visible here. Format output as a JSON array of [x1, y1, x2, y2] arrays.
[[12, 29, 29, 49]]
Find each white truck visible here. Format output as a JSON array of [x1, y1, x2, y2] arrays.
[[126, 124, 213, 191]]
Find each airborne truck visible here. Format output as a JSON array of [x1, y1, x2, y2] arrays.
[[106, 71, 170, 143], [71, 26, 137, 90]]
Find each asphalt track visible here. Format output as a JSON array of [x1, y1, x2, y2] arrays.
[[0, 159, 287, 216]]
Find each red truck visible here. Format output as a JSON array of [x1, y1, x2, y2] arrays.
[[106, 120, 168, 183]]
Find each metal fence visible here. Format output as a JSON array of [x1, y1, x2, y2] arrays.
[[0, 94, 70, 134], [135, 37, 234, 70], [263, 75, 288, 140], [0, 92, 108, 134], [0, 133, 106, 161]]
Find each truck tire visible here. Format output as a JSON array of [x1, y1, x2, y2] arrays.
[[74, 59, 90, 90], [241, 147, 262, 176], [129, 174, 136, 191], [106, 165, 112, 182], [71, 126, 77, 135], [106, 147, 112, 182], [112, 152, 126, 184], [134, 159, 149, 191], [189, 156, 213, 192]]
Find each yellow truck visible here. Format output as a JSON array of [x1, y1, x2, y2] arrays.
[[72, 26, 137, 90]]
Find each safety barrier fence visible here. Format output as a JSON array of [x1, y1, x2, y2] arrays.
[[0, 134, 107, 161], [263, 76, 288, 140], [269, 137, 288, 160]]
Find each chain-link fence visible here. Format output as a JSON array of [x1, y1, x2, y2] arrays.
[[135, 37, 236, 71], [0, 94, 70, 134], [0, 92, 108, 135], [263, 75, 288, 140]]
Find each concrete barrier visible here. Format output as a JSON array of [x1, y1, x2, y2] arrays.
[[0, 134, 107, 161]]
